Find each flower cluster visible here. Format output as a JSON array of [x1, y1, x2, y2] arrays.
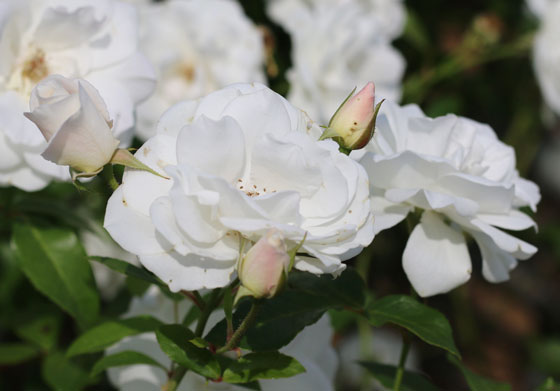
[[0, 0, 155, 190], [104, 83, 374, 292]]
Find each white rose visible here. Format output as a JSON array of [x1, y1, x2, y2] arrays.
[[526, 0, 558, 18], [106, 288, 338, 391], [104, 83, 373, 292], [0, 0, 155, 190], [532, 0, 560, 116], [267, 0, 406, 123], [358, 101, 540, 297], [134, 0, 266, 140], [24, 75, 119, 175]]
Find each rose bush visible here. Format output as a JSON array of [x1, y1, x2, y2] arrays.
[[104, 83, 374, 292], [133, 0, 265, 140], [0, 0, 154, 190], [357, 101, 540, 297]]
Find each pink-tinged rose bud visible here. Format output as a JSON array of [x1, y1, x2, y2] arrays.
[[320, 82, 383, 151], [237, 230, 291, 299], [24, 75, 119, 175]]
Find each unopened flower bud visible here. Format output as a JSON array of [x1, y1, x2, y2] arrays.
[[320, 82, 383, 151], [237, 230, 290, 300], [25, 75, 119, 176]]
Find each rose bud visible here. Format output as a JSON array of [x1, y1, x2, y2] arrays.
[[237, 230, 291, 301], [320, 82, 384, 152], [25, 75, 119, 176]]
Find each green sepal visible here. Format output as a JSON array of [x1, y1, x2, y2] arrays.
[[110, 149, 169, 180]]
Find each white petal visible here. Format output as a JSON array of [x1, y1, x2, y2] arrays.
[[369, 190, 411, 234], [436, 173, 514, 214], [121, 135, 175, 216], [176, 115, 245, 183], [139, 252, 235, 292], [42, 85, 118, 172], [155, 100, 199, 138], [469, 218, 537, 260], [470, 230, 518, 283], [403, 212, 472, 297], [477, 210, 536, 231], [104, 186, 169, 255], [513, 176, 541, 212], [361, 150, 455, 190]]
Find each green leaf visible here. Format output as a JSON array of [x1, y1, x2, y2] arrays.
[[367, 295, 460, 358], [12, 223, 100, 328], [287, 268, 365, 309], [0, 343, 40, 365], [91, 350, 167, 377], [156, 324, 220, 379], [42, 351, 91, 391], [223, 352, 305, 383], [90, 256, 161, 285], [207, 269, 365, 351], [15, 313, 61, 351], [91, 256, 183, 301], [359, 361, 439, 391], [448, 355, 511, 391], [67, 316, 163, 357]]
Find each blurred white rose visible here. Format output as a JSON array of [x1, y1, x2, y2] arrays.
[[107, 288, 338, 391], [267, 0, 405, 123], [25, 75, 119, 175], [104, 83, 373, 292], [357, 101, 540, 297], [0, 0, 155, 191], [81, 220, 139, 300], [134, 0, 265, 140], [526, 0, 558, 18], [532, 0, 560, 116]]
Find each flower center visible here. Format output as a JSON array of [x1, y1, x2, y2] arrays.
[[21, 48, 49, 84], [236, 178, 276, 197], [6, 48, 50, 99]]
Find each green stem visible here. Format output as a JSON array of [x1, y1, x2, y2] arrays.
[[162, 367, 187, 391], [393, 335, 411, 391], [181, 290, 205, 310], [216, 300, 261, 354], [195, 288, 222, 337], [164, 289, 222, 391], [402, 33, 534, 104], [102, 164, 119, 191]]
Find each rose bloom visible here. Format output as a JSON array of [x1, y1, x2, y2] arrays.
[[266, 0, 405, 123], [133, 0, 265, 140], [104, 83, 373, 292], [0, 0, 154, 191], [106, 288, 338, 391], [532, 0, 560, 116], [357, 101, 540, 297]]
